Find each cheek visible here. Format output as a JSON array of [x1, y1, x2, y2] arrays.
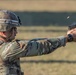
[[3, 32, 11, 37], [7, 32, 12, 37]]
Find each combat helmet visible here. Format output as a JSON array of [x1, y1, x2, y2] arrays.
[[0, 10, 21, 31]]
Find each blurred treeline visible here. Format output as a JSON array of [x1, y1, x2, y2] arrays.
[[16, 11, 76, 26], [0, 0, 76, 26]]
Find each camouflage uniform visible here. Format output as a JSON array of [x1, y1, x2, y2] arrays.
[[0, 36, 66, 75], [0, 10, 67, 75]]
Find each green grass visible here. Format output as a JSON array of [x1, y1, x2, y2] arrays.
[[16, 26, 67, 39], [16, 26, 76, 75]]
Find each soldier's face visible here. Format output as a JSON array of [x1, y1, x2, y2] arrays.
[[9, 27, 18, 40], [4, 27, 18, 41]]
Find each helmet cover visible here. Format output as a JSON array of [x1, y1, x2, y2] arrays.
[[0, 10, 21, 31]]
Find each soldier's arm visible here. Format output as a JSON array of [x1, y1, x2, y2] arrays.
[[0, 36, 67, 61], [24, 36, 66, 56]]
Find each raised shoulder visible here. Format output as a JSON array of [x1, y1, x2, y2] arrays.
[[0, 40, 29, 61]]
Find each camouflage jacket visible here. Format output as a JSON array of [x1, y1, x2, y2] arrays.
[[0, 36, 66, 75]]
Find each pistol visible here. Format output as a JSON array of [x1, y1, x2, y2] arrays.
[[68, 22, 76, 30]]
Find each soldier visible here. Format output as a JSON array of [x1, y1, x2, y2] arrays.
[[0, 10, 76, 75]]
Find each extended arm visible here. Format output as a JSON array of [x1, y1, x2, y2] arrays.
[[0, 36, 67, 61], [1, 28, 76, 61], [25, 36, 66, 56]]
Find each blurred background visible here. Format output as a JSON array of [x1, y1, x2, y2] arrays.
[[1, 0, 76, 75], [1, 0, 76, 26]]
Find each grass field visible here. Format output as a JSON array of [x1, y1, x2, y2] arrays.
[[0, 0, 76, 12], [16, 26, 76, 75]]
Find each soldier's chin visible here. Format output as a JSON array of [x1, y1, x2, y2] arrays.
[[9, 37, 15, 41]]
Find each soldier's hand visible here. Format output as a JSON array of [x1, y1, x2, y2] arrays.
[[67, 28, 76, 42]]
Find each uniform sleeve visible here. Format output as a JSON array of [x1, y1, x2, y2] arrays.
[[25, 36, 66, 56], [0, 36, 66, 61]]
